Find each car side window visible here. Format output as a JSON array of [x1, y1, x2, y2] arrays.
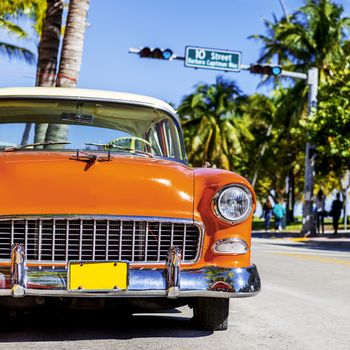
[[146, 117, 182, 160]]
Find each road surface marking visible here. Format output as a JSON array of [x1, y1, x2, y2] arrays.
[[289, 237, 310, 242]]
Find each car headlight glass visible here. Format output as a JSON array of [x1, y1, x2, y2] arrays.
[[215, 185, 252, 222], [213, 238, 248, 255]]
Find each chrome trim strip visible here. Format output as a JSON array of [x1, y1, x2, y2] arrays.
[[10, 219, 14, 246], [38, 219, 42, 261], [92, 219, 96, 260], [79, 220, 83, 261], [157, 222, 161, 262], [0, 215, 194, 223], [166, 246, 181, 298], [10, 244, 26, 297], [131, 221, 135, 261], [145, 222, 148, 262], [52, 219, 56, 262], [0, 289, 260, 298], [182, 224, 187, 260], [170, 223, 174, 247], [65, 220, 69, 262], [119, 221, 123, 260], [24, 220, 28, 257], [106, 220, 109, 260]]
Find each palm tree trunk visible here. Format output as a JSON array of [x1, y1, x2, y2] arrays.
[[252, 123, 273, 187], [20, 123, 32, 145], [21, 0, 64, 146], [44, 0, 90, 148]]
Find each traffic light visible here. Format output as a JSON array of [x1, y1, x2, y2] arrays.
[[139, 47, 173, 60], [250, 64, 282, 76]]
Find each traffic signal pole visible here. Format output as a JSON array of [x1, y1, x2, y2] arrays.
[[129, 46, 318, 236], [302, 68, 319, 236], [245, 66, 318, 236]]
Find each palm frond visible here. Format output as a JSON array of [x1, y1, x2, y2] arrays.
[[0, 41, 35, 64], [0, 18, 28, 38]]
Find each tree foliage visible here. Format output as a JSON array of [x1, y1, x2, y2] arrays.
[[178, 77, 254, 171], [0, 0, 47, 64], [309, 68, 350, 177], [245, 0, 350, 198], [250, 0, 350, 81], [178, 1, 350, 201]]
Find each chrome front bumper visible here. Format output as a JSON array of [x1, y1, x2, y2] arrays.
[[0, 244, 261, 299]]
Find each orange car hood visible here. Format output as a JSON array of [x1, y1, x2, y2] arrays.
[[0, 152, 194, 219]]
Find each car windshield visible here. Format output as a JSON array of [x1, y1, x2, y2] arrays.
[[0, 98, 185, 161]]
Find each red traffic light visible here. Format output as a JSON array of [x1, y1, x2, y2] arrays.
[[250, 64, 282, 76], [138, 47, 173, 60], [140, 47, 152, 58]]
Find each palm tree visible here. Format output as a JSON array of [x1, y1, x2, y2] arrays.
[[251, 0, 350, 82], [0, 1, 37, 64], [178, 77, 254, 170], [44, 0, 90, 148], [249, 0, 350, 197], [21, 0, 64, 145]]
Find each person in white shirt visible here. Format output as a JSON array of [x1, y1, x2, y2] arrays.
[[314, 189, 326, 234]]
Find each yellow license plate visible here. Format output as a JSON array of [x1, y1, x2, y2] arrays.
[[68, 261, 128, 291]]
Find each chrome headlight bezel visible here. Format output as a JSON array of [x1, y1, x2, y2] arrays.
[[212, 184, 253, 224]]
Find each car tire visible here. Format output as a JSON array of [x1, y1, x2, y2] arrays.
[[192, 297, 229, 331]]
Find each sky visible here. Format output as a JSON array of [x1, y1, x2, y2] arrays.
[[0, 0, 320, 106], [1, 0, 349, 212], [1, 0, 350, 104]]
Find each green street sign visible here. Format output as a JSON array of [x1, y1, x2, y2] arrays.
[[185, 46, 241, 72]]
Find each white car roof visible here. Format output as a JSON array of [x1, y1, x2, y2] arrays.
[[0, 87, 177, 116]]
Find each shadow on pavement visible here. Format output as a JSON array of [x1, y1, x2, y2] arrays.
[[253, 231, 350, 253], [272, 240, 350, 253], [253, 231, 304, 239], [0, 308, 212, 342]]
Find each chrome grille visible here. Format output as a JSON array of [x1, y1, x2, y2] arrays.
[[0, 217, 201, 263]]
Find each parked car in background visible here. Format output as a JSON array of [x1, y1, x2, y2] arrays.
[[0, 87, 260, 331]]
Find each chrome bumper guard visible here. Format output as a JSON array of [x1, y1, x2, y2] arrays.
[[0, 244, 261, 298]]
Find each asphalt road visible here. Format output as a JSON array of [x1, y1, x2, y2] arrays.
[[0, 235, 349, 350]]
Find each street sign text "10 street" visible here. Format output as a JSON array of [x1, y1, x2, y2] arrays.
[[185, 46, 242, 72]]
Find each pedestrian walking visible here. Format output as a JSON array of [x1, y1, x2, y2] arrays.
[[273, 198, 286, 232], [261, 199, 273, 232], [331, 193, 343, 235], [314, 189, 326, 234]]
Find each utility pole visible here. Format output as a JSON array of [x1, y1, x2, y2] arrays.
[[301, 68, 318, 236]]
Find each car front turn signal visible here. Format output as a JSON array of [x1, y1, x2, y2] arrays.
[[212, 238, 248, 255]]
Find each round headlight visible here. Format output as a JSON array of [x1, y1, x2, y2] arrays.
[[214, 185, 252, 223]]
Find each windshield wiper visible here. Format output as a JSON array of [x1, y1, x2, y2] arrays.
[[2, 141, 71, 152], [85, 143, 154, 158]]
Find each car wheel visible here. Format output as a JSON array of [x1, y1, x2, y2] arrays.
[[192, 297, 229, 331]]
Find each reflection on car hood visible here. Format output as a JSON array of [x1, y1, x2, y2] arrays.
[[0, 152, 194, 219]]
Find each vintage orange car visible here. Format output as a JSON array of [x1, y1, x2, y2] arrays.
[[0, 87, 260, 330]]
